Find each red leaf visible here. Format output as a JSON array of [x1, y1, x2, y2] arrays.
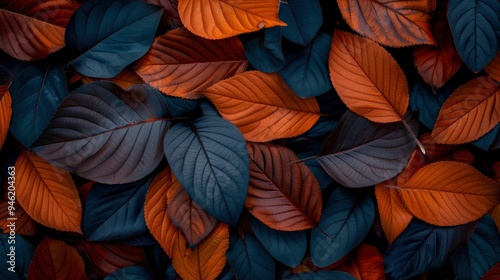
[[0, 85, 11, 148], [338, 244, 386, 280]]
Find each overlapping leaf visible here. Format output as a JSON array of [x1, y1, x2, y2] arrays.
[[337, 244, 385, 280], [246, 142, 322, 231], [135, 27, 248, 99], [0, 85, 11, 148], [483, 263, 500, 279], [177, 0, 286, 39], [144, 0, 183, 30], [241, 27, 285, 73], [104, 266, 153, 280], [0, 234, 34, 280], [82, 69, 144, 90], [329, 31, 409, 123], [279, 0, 323, 45], [32, 82, 170, 184], [203, 71, 321, 141], [485, 52, 500, 82], [0, 191, 37, 236], [15, 150, 82, 233]]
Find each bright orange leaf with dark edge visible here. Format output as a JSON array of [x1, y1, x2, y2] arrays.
[[0, 189, 36, 236], [485, 51, 500, 82], [0, 85, 11, 149], [337, 243, 386, 280]]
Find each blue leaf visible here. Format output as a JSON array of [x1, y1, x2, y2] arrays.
[[471, 123, 500, 151], [250, 217, 307, 267], [0, 234, 34, 280], [282, 270, 356, 280], [448, 0, 500, 71], [279, 0, 323, 45], [163, 116, 249, 225], [103, 266, 154, 280], [163, 95, 200, 117], [310, 187, 374, 267], [9, 62, 68, 148], [241, 27, 285, 73], [84, 176, 152, 241], [280, 32, 332, 98], [226, 232, 275, 280], [143, 244, 172, 280], [451, 215, 500, 279], [65, 0, 163, 78], [385, 219, 477, 280], [117, 232, 157, 246]]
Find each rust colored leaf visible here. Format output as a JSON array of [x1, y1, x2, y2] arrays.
[[144, 0, 183, 29], [336, 0, 436, 47], [135, 27, 248, 99], [0, 190, 37, 236], [178, 0, 286, 39], [167, 174, 218, 247], [28, 237, 87, 280], [245, 142, 322, 231], [329, 31, 409, 123], [399, 162, 500, 226], [0, 0, 79, 60], [337, 243, 386, 280], [485, 52, 500, 82], [203, 71, 321, 141], [0, 85, 11, 148], [482, 263, 500, 280], [432, 77, 500, 144], [15, 150, 82, 233], [81, 70, 144, 90]]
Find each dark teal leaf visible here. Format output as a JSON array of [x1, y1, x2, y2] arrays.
[[9, 62, 68, 148], [0, 234, 34, 280], [103, 266, 153, 280], [250, 216, 307, 267], [316, 111, 418, 188], [241, 27, 285, 73], [164, 95, 200, 117], [279, 0, 323, 45], [451, 215, 500, 279], [316, 89, 348, 118], [0, 51, 18, 85], [117, 232, 157, 246], [215, 264, 237, 280], [163, 116, 249, 225], [32, 82, 170, 184], [200, 99, 221, 117], [226, 232, 275, 280], [310, 187, 374, 267], [84, 176, 152, 241], [385, 219, 477, 280], [283, 270, 356, 280], [448, 0, 500, 71], [280, 32, 332, 98], [143, 244, 172, 280], [65, 0, 163, 78]]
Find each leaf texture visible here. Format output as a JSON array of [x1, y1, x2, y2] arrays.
[[246, 142, 322, 231], [336, 0, 435, 47], [203, 71, 321, 141], [32, 82, 170, 184], [399, 162, 500, 226], [15, 150, 82, 233], [329, 31, 409, 123], [0, 192, 37, 236], [81, 69, 144, 90], [0, 85, 11, 148], [144, 0, 183, 29], [485, 52, 500, 82], [241, 27, 285, 73], [104, 266, 153, 280], [1, 234, 34, 279], [337, 243, 386, 280], [135, 27, 248, 99], [177, 0, 286, 39], [279, 0, 323, 45], [432, 76, 500, 144]]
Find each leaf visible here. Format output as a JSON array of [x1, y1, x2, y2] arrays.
[[250, 216, 307, 267], [409, 79, 454, 129], [316, 111, 418, 188], [432, 76, 500, 144], [84, 177, 151, 241], [163, 116, 249, 225], [399, 162, 500, 226], [0, 234, 34, 280], [491, 204, 500, 232], [0, 85, 11, 149], [485, 52, 500, 82], [246, 142, 322, 231], [144, 0, 183, 30], [241, 27, 285, 73], [448, 0, 500, 71], [329, 31, 409, 123], [337, 244, 385, 280], [203, 71, 321, 141], [0, 191, 37, 236], [336, 0, 435, 47], [285, 270, 356, 280], [482, 263, 500, 280], [82, 69, 144, 90], [15, 150, 82, 233], [279, 0, 323, 45], [0, 0, 78, 60], [104, 266, 153, 280], [32, 82, 170, 184], [280, 32, 333, 98], [135, 27, 248, 99], [27, 237, 87, 280], [451, 215, 500, 280], [310, 187, 375, 267], [9, 62, 69, 148], [167, 174, 218, 246], [226, 232, 275, 280], [177, 0, 286, 39], [384, 219, 477, 279], [65, 0, 163, 78]]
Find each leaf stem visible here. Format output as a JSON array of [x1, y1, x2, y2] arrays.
[[402, 119, 426, 155]]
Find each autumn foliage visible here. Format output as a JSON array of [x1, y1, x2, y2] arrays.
[[1, 0, 500, 279]]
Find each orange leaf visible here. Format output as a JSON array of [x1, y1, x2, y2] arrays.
[[482, 263, 500, 280], [0, 189, 37, 236], [0, 0, 79, 61], [28, 237, 87, 280], [432, 77, 500, 144], [329, 31, 409, 123], [135, 27, 248, 99], [81, 70, 144, 90], [336, 0, 435, 47], [399, 162, 500, 226], [0, 85, 11, 148], [167, 174, 218, 246], [485, 52, 500, 82], [338, 244, 386, 280], [177, 0, 286, 39], [245, 142, 322, 231], [203, 71, 321, 141], [15, 150, 82, 233]]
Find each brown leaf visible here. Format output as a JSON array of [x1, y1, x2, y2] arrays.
[[0, 85, 11, 148]]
